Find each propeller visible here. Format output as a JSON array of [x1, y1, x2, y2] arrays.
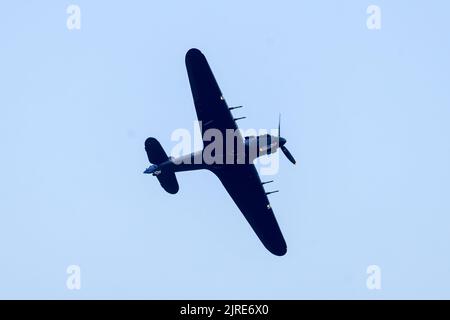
[[278, 114, 296, 165], [281, 145, 296, 165]]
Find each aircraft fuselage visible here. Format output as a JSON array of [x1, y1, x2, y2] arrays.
[[144, 134, 286, 176]]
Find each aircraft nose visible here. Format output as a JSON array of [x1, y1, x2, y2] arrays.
[[279, 137, 287, 146]]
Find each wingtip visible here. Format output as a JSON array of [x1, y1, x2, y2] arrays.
[[186, 48, 203, 59], [272, 246, 287, 256], [187, 47, 201, 54], [266, 241, 287, 256]]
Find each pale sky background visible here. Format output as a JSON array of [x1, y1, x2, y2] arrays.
[[1, 1, 450, 299]]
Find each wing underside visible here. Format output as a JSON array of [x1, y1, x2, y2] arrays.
[[185, 48, 243, 148], [212, 165, 287, 256], [185, 48, 287, 256]]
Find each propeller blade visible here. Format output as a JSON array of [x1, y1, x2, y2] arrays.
[[278, 113, 281, 140], [281, 146, 296, 165]]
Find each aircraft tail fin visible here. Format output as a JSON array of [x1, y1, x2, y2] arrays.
[[144, 137, 179, 194]]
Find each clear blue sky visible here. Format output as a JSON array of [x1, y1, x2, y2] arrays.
[[1, 1, 450, 299]]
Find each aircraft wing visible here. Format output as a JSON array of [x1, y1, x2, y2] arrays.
[[212, 165, 287, 256], [185, 48, 243, 148], [185, 48, 286, 255]]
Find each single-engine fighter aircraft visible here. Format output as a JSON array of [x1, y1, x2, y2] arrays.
[[144, 48, 296, 256]]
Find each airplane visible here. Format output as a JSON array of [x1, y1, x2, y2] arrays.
[[143, 48, 296, 256]]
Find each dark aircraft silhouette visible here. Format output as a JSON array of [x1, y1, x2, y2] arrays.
[[144, 48, 296, 256]]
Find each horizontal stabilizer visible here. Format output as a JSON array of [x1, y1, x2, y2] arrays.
[[144, 137, 179, 194], [156, 171, 179, 194], [145, 137, 169, 164]]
